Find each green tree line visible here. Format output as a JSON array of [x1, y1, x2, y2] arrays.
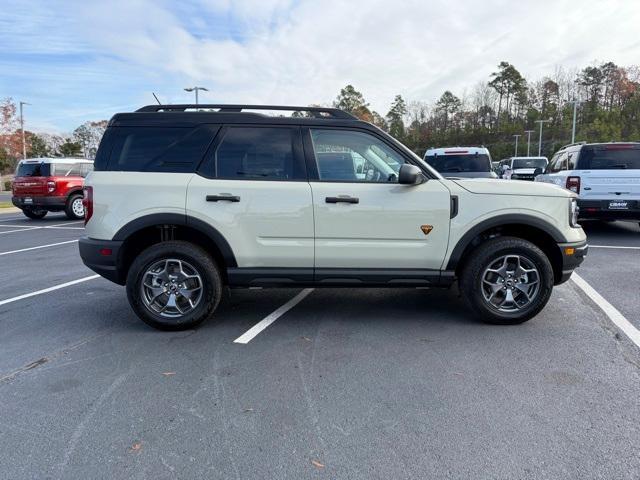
[[333, 61, 640, 160]]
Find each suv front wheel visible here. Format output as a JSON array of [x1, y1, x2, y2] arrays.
[[459, 237, 554, 325], [126, 241, 222, 330]]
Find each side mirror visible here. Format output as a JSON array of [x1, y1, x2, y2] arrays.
[[398, 164, 424, 185]]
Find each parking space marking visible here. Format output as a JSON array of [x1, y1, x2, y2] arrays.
[[572, 273, 640, 349], [0, 275, 99, 307], [0, 221, 84, 235], [589, 245, 640, 250], [0, 240, 79, 256], [233, 288, 314, 344]]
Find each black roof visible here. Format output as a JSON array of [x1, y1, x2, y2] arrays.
[[110, 104, 365, 128]]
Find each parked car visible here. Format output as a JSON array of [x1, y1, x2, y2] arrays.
[[535, 142, 640, 225], [498, 156, 548, 180], [79, 104, 587, 330], [424, 147, 497, 178], [12, 158, 93, 219]]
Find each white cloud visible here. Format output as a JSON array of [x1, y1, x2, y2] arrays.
[[2, 0, 640, 131]]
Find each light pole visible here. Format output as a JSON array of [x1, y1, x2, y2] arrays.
[[19, 101, 30, 159], [535, 119, 551, 156], [569, 99, 582, 143], [524, 130, 534, 156], [513, 134, 521, 156], [184, 87, 209, 105]]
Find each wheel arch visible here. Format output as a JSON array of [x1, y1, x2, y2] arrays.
[[113, 213, 237, 283], [447, 214, 565, 284]]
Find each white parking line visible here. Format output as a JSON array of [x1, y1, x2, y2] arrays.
[[0, 221, 84, 235], [0, 275, 100, 307], [234, 288, 314, 344], [589, 245, 640, 250], [0, 240, 79, 256], [572, 273, 640, 349]]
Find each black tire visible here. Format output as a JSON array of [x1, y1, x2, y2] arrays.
[[459, 236, 554, 325], [22, 207, 47, 219], [65, 193, 84, 220], [126, 241, 222, 331]]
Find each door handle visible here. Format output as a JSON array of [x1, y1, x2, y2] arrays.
[[325, 196, 359, 204], [206, 194, 240, 202]]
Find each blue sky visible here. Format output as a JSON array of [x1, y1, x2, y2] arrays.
[[1, 0, 639, 133]]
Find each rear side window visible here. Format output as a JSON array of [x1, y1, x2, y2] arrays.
[[577, 146, 640, 170], [16, 162, 50, 177], [425, 154, 490, 173], [106, 125, 218, 172], [214, 127, 305, 180]]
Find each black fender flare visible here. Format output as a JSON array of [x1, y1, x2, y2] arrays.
[[113, 213, 237, 267], [446, 214, 565, 271]]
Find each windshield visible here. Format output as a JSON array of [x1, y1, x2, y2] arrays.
[[425, 154, 491, 173], [512, 158, 547, 169], [577, 147, 640, 170], [15, 162, 51, 177]]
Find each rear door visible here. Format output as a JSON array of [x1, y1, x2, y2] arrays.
[[305, 127, 451, 275], [577, 145, 640, 205], [186, 125, 314, 277]]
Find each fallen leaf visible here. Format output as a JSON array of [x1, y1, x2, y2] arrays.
[[243, 408, 254, 413], [162, 372, 176, 376], [311, 459, 325, 468], [453, 372, 464, 376], [130, 442, 143, 453], [301, 336, 311, 342]]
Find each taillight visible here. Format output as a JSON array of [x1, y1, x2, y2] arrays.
[[83, 186, 93, 224], [47, 180, 56, 193], [566, 176, 580, 194]]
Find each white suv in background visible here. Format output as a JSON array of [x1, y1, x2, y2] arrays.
[[424, 147, 497, 178], [79, 104, 587, 330], [535, 142, 640, 226], [498, 156, 549, 181]]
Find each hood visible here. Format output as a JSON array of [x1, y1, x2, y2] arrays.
[[451, 178, 573, 197], [443, 171, 498, 179]]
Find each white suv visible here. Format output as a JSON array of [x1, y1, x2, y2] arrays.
[[79, 104, 587, 330], [535, 142, 640, 226]]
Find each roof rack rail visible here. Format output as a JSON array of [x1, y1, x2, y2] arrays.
[[135, 104, 357, 120], [559, 141, 587, 149]]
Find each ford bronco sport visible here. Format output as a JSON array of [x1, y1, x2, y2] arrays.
[[12, 157, 93, 219], [79, 104, 587, 330]]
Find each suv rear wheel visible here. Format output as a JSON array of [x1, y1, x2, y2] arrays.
[[459, 237, 554, 325], [22, 207, 47, 219], [126, 241, 222, 330], [65, 193, 85, 220]]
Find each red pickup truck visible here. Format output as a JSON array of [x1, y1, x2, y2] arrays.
[[12, 158, 93, 220]]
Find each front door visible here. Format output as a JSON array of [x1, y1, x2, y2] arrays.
[[306, 128, 451, 276]]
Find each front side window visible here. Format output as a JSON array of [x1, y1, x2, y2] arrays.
[[548, 153, 566, 173], [214, 127, 304, 181], [310, 129, 405, 182]]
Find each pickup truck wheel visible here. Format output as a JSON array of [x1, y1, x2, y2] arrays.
[[22, 207, 47, 219], [459, 237, 554, 325], [126, 241, 222, 331], [65, 194, 84, 220]]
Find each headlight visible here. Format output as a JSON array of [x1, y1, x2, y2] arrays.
[[569, 198, 579, 227]]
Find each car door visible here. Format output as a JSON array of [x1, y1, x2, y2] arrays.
[[186, 125, 314, 280], [305, 127, 451, 278]]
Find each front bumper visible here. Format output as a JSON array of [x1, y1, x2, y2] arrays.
[[556, 240, 588, 284], [79, 237, 125, 285], [578, 199, 640, 221], [12, 195, 66, 210]]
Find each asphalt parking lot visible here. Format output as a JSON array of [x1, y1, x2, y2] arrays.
[[0, 211, 639, 479]]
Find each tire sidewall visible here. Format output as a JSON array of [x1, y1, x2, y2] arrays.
[[126, 242, 222, 330], [462, 238, 554, 324], [22, 207, 47, 219], [65, 194, 84, 220]]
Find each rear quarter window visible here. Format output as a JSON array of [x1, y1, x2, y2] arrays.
[[104, 125, 219, 172]]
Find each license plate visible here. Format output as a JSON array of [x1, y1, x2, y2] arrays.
[[23, 197, 33, 204], [608, 200, 628, 210]]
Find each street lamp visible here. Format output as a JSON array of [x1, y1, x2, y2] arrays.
[[524, 130, 534, 156], [568, 99, 582, 143], [19, 101, 30, 159], [513, 134, 521, 156], [535, 119, 552, 156], [184, 86, 209, 105]]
